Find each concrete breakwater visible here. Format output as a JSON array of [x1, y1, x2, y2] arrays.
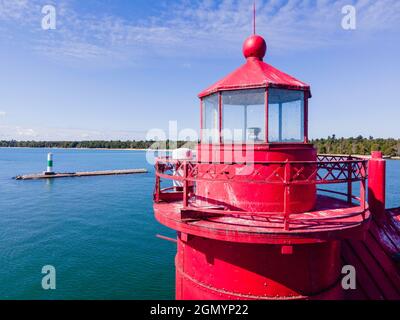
[[14, 169, 148, 180]]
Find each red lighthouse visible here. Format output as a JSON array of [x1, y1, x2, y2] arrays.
[[153, 33, 400, 300]]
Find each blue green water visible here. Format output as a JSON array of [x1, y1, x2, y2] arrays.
[[0, 148, 399, 300], [0, 148, 176, 299]]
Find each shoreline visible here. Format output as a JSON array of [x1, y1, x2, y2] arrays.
[[1, 147, 399, 159], [0, 147, 170, 151]]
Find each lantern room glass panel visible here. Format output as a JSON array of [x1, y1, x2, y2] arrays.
[[222, 89, 265, 143], [268, 88, 304, 143], [202, 93, 219, 144]]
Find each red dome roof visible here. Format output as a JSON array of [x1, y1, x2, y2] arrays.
[[198, 35, 310, 98]]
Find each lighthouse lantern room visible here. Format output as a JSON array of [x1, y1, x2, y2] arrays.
[[200, 35, 308, 145]]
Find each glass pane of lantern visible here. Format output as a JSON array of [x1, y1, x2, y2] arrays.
[[222, 89, 265, 143], [268, 88, 304, 142], [268, 103, 280, 142], [202, 93, 219, 143]]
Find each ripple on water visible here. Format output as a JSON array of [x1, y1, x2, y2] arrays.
[[0, 149, 175, 299]]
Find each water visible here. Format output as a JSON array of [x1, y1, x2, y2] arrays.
[[0, 148, 176, 300], [0, 148, 399, 300]]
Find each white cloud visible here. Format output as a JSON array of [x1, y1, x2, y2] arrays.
[[0, 0, 32, 21], [0, 124, 147, 141], [0, 111, 6, 117], [16, 126, 37, 137], [0, 0, 399, 65]]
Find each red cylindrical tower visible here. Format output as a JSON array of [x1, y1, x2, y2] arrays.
[[153, 34, 370, 300]]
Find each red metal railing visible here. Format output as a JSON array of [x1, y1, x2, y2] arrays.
[[154, 155, 368, 230]]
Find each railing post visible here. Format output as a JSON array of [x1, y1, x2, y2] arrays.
[[154, 163, 161, 203], [183, 161, 189, 208], [368, 151, 386, 220], [347, 156, 353, 204], [360, 162, 366, 214], [283, 161, 291, 231]]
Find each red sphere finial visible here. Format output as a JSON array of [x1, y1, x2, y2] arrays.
[[243, 35, 267, 60]]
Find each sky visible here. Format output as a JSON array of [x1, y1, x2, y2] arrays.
[[0, 0, 399, 141]]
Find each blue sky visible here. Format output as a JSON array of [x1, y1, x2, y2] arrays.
[[0, 0, 399, 140]]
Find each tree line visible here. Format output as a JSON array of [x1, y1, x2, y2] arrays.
[[312, 135, 400, 157], [0, 140, 196, 150], [1, 136, 400, 156]]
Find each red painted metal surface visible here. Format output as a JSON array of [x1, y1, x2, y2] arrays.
[[154, 155, 370, 299], [153, 154, 400, 299], [368, 151, 386, 219], [154, 194, 370, 245], [175, 235, 342, 300], [242, 35, 267, 60], [155, 155, 368, 228], [342, 207, 400, 300], [196, 144, 317, 213], [152, 32, 397, 300]]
